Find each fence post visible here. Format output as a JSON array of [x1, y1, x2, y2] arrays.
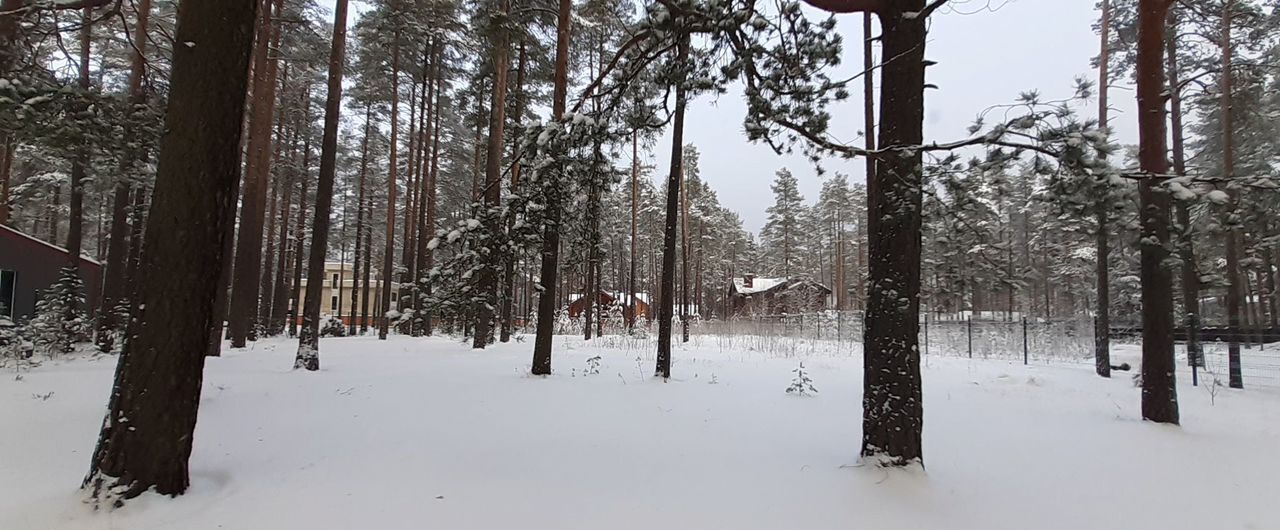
[[1022, 316, 1029, 365], [967, 315, 973, 359]]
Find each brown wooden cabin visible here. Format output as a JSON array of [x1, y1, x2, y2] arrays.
[[726, 274, 830, 317], [567, 290, 651, 321], [0, 224, 102, 321]]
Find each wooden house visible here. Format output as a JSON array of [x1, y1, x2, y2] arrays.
[[567, 290, 651, 322], [726, 274, 830, 317]]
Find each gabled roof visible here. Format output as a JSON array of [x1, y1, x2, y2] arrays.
[[731, 276, 831, 295], [731, 276, 786, 295], [0, 224, 102, 266]]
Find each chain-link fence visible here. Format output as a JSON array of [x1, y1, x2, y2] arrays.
[[560, 309, 1280, 387]]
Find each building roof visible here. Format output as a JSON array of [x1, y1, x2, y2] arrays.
[[731, 276, 786, 295], [730, 276, 831, 296], [0, 224, 102, 267]]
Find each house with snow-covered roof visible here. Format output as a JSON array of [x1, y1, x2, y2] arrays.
[[726, 274, 830, 317]]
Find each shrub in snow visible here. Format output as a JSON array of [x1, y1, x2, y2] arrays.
[[27, 266, 89, 356], [320, 316, 347, 337], [786, 362, 817, 396], [585, 355, 601, 375]]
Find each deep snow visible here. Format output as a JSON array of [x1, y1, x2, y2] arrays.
[[2, 335, 1277, 530]]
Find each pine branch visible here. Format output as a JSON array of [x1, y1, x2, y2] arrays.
[[800, 0, 884, 13]]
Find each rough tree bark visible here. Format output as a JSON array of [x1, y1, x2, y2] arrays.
[[1137, 0, 1180, 422], [531, 0, 572, 375], [350, 105, 372, 336], [227, 0, 283, 347], [1094, 0, 1112, 378], [1220, 0, 1243, 389], [380, 35, 401, 341], [289, 110, 312, 338], [474, 2, 511, 349], [656, 33, 689, 380], [500, 39, 527, 343], [1166, 8, 1201, 369], [84, 0, 258, 502], [628, 130, 639, 330], [295, 0, 349, 371]]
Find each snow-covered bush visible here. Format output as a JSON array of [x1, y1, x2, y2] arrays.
[[26, 266, 89, 356]]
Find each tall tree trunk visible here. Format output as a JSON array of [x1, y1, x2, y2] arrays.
[[474, 9, 511, 348], [350, 105, 372, 336], [84, 0, 258, 501], [1094, 0, 1112, 378], [66, 5, 90, 269], [1266, 249, 1278, 330], [413, 40, 435, 337], [295, 0, 348, 370], [1137, 0, 1180, 421], [656, 34, 689, 379], [500, 39, 527, 343], [228, 0, 284, 347], [1166, 9, 1201, 369], [862, 11, 877, 268], [861, 4, 926, 465], [531, 0, 572, 375], [380, 35, 401, 340], [628, 130, 639, 330], [423, 44, 443, 336], [97, 0, 149, 350], [258, 66, 290, 335], [679, 162, 690, 342], [0, 136, 13, 226], [268, 135, 295, 336], [1220, 0, 1243, 389], [290, 133, 311, 338]]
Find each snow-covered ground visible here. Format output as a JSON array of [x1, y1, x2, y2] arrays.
[[2, 335, 1278, 530]]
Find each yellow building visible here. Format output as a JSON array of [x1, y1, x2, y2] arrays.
[[296, 262, 400, 326]]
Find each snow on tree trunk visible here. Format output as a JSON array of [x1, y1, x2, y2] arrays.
[[84, 0, 259, 503], [295, 0, 350, 371]]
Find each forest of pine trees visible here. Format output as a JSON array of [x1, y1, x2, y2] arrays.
[[0, 0, 1277, 506]]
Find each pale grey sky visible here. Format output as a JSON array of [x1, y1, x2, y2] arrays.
[[330, 0, 1132, 233], [650, 0, 1137, 233]]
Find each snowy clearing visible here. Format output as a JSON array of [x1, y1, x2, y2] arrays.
[[2, 335, 1278, 530]]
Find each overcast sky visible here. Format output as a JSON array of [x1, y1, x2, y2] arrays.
[[333, 0, 1130, 233]]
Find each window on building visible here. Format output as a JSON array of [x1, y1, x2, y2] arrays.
[[331, 273, 339, 288], [0, 269, 15, 318], [330, 295, 338, 312]]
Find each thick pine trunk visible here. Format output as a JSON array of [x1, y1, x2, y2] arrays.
[[228, 0, 284, 347], [679, 163, 690, 342], [423, 46, 443, 336], [531, 0, 572, 375], [500, 39, 527, 343], [84, 0, 258, 502], [1136, 0, 1180, 422], [380, 37, 401, 340], [1220, 0, 1243, 389], [1166, 12, 1202, 369], [628, 131, 639, 330], [66, 6, 90, 267], [96, 0, 151, 352], [656, 34, 689, 379], [1094, 0, 1112, 378], [474, 8, 511, 349], [861, 4, 926, 465], [349, 106, 372, 336], [296, 0, 348, 370], [290, 134, 311, 338]]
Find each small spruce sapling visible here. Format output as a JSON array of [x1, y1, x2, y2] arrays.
[[27, 266, 88, 356], [786, 361, 817, 396]]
